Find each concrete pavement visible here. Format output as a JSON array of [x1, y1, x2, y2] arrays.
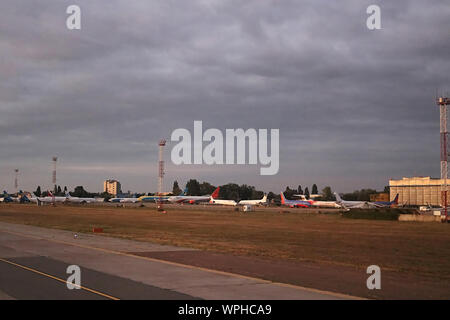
[[0, 222, 357, 300]]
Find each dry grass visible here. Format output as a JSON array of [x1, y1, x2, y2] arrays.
[[0, 204, 449, 279]]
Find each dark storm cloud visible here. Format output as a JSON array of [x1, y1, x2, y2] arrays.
[[0, 0, 449, 192]]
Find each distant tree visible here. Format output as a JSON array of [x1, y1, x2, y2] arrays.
[[267, 192, 276, 201], [304, 187, 310, 200], [199, 182, 216, 195], [321, 186, 333, 201], [64, 186, 68, 193], [99, 192, 112, 202], [57, 185, 62, 195], [284, 186, 296, 200], [53, 185, 58, 194], [297, 185, 303, 195], [186, 179, 201, 196], [272, 194, 281, 205], [251, 189, 264, 200], [312, 184, 318, 195], [35, 186, 42, 197], [219, 183, 240, 200], [216, 183, 263, 201], [73, 186, 89, 198], [342, 189, 377, 201], [172, 181, 182, 195], [383, 186, 390, 194]]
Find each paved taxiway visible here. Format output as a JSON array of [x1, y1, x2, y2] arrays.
[[0, 222, 357, 300]]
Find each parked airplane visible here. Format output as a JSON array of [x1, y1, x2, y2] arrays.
[[33, 191, 68, 204], [138, 194, 170, 202], [0, 191, 14, 203], [168, 188, 212, 204], [209, 187, 237, 206], [25, 194, 38, 203], [16, 191, 31, 203], [334, 192, 377, 209], [310, 200, 342, 208], [65, 192, 100, 204], [238, 194, 267, 206], [372, 194, 399, 207], [280, 192, 311, 208], [109, 196, 140, 203], [292, 195, 341, 208], [0, 191, 34, 203]]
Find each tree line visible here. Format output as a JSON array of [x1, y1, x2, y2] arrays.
[[26, 182, 388, 203]]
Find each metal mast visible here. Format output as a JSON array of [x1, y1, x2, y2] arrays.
[[157, 139, 166, 210], [438, 97, 450, 221], [52, 156, 58, 203], [14, 169, 19, 193]]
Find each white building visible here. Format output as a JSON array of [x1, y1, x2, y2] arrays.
[[103, 179, 122, 196]]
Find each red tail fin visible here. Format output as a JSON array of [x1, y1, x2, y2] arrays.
[[211, 187, 220, 199], [280, 192, 286, 204]]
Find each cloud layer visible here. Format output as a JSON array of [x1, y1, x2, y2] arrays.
[[0, 0, 449, 193]]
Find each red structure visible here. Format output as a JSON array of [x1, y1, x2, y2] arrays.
[[157, 139, 166, 211], [438, 97, 450, 221]]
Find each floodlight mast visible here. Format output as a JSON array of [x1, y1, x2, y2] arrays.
[[52, 156, 58, 204], [157, 140, 166, 211], [14, 169, 19, 193], [438, 97, 450, 222]]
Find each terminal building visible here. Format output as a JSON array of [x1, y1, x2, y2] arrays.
[[389, 176, 444, 206], [103, 179, 122, 196]]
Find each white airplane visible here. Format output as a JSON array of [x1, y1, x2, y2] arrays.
[[309, 199, 342, 208], [34, 191, 68, 204], [293, 194, 341, 208], [169, 194, 211, 204], [238, 194, 267, 206], [109, 197, 140, 203], [65, 192, 100, 204], [209, 187, 237, 206], [334, 192, 376, 209], [167, 188, 210, 204]]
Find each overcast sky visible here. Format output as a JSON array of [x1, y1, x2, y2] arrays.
[[0, 0, 449, 194]]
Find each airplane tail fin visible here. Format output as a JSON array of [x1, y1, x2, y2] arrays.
[[211, 187, 220, 199], [20, 195, 29, 203], [392, 194, 399, 205], [334, 192, 342, 202], [262, 194, 267, 202], [280, 192, 286, 204]]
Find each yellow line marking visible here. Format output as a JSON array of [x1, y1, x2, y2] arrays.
[[0, 257, 119, 300], [0, 227, 363, 300]]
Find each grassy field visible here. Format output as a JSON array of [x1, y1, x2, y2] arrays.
[[0, 203, 449, 279]]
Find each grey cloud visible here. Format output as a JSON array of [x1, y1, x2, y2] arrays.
[[0, 0, 448, 193]]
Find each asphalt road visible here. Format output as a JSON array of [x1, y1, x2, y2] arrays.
[[0, 255, 197, 300], [0, 222, 356, 300]]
